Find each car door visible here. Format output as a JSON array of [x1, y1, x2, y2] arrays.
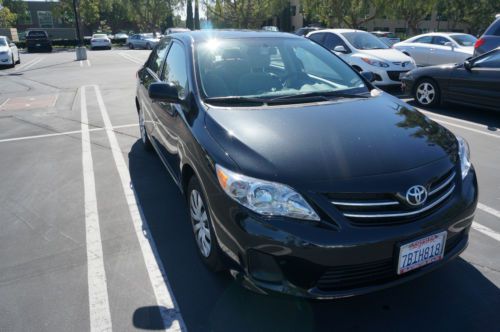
[[446, 51, 500, 109], [137, 38, 171, 147], [406, 36, 433, 66], [323, 33, 351, 62], [7, 38, 18, 62], [152, 40, 190, 182], [429, 36, 455, 65]]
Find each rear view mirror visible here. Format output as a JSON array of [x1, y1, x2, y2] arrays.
[[361, 71, 376, 82], [333, 45, 347, 53], [148, 82, 180, 103], [464, 60, 473, 71]]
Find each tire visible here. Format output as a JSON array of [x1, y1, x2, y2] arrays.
[[128, 43, 134, 50], [16, 53, 20, 64], [187, 176, 224, 272], [414, 78, 440, 108], [138, 108, 152, 151], [146, 43, 152, 50]]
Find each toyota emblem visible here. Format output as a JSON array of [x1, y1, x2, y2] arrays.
[[406, 185, 428, 206]]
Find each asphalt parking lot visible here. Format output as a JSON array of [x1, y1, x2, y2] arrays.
[[0, 49, 499, 332]]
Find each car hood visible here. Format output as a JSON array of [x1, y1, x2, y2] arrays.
[[0, 45, 10, 52], [205, 93, 457, 186], [356, 48, 411, 62]]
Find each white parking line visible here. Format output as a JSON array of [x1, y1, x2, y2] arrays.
[[430, 118, 500, 139], [80, 61, 83, 67], [478, 203, 500, 220], [80, 86, 113, 331], [16, 57, 44, 71], [92, 85, 186, 331], [87, 60, 91, 67], [118, 52, 143, 64], [0, 124, 138, 144], [472, 223, 500, 242]]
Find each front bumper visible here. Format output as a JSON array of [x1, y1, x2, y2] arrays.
[[207, 166, 478, 299], [372, 66, 415, 86]]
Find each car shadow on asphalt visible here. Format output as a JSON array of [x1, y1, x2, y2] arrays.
[[128, 140, 500, 332]]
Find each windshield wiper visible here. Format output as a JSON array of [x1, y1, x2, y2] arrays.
[[268, 91, 369, 103], [203, 96, 267, 105]]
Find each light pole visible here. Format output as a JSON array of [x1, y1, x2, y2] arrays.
[[73, 0, 87, 60]]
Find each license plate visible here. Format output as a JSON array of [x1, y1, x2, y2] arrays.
[[36, 44, 41, 46], [397, 231, 447, 275]]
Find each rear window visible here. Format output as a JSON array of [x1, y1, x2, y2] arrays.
[[450, 34, 477, 46], [27, 31, 47, 38], [484, 18, 500, 36], [93, 34, 107, 39]]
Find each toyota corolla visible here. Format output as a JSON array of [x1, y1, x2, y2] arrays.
[[135, 31, 478, 299]]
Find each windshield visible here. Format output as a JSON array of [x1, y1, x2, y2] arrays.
[[196, 37, 368, 101], [93, 34, 107, 39], [450, 34, 477, 47], [342, 32, 390, 50], [0, 38, 6, 46]]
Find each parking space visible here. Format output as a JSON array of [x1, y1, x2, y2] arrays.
[[0, 50, 499, 331]]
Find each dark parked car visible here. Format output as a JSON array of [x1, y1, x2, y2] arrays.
[[25, 30, 52, 53], [401, 47, 500, 111], [474, 14, 500, 57], [294, 26, 321, 36], [136, 31, 477, 299]]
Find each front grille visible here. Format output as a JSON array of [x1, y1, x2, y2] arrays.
[[315, 231, 465, 291], [387, 70, 408, 81], [327, 168, 456, 226]]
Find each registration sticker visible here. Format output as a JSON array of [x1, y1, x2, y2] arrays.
[[397, 231, 447, 275]]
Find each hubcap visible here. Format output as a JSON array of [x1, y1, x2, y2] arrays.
[[416, 82, 435, 105], [139, 110, 146, 143], [190, 190, 211, 257]]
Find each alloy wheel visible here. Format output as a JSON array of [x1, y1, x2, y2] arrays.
[[416, 82, 436, 105], [190, 189, 211, 258]]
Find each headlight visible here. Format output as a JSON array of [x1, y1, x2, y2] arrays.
[[361, 57, 389, 68], [0, 51, 9, 55], [216, 164, 320, 221], [457, 136, 471, 179]]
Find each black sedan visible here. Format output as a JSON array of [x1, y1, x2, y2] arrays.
[[136, 31, 477, 299], [401, 48, 500, 111]]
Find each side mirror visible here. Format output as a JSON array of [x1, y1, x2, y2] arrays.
[[148, 82, 180, 103], [444, 41, 454, 50], [361, 71, 376, 82], [464, 60, 473, 71], [333, 45, 347, 53]]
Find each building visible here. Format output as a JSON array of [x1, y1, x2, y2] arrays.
[[16, 0, 75, 39]]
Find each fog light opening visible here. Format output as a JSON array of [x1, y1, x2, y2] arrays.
[[247, 249, 284, 284]]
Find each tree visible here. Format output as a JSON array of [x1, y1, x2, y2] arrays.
[[301, 0, 385, 28], [205, 0, 287, 29], [437, 0, 500, 35], [186, 0, 193, 29], [388, 0, 437, 35], [0, 5, 16, 28], [194, 0, 200, 30], [2, 0, 28, 25]]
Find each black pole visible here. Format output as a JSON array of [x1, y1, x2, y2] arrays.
[[72, 0, 82, 46]]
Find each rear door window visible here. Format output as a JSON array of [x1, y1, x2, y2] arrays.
[[414, 36, 433, 44]]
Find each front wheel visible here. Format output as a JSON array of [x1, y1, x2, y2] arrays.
[[16, 53, 20, 64], [128, 43, 134, 49], [414, 79, 440, 108], [146, 43, 152, 50], [188, 177, 224, 272]]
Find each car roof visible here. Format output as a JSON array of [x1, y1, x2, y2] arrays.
[[169, 30, 301, 43]]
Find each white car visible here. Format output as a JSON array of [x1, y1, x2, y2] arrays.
[[393, 33, 476, 66], [0, 36, 20, 68], [308, 29, 416, 86], [90, 34, 112, 50]]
